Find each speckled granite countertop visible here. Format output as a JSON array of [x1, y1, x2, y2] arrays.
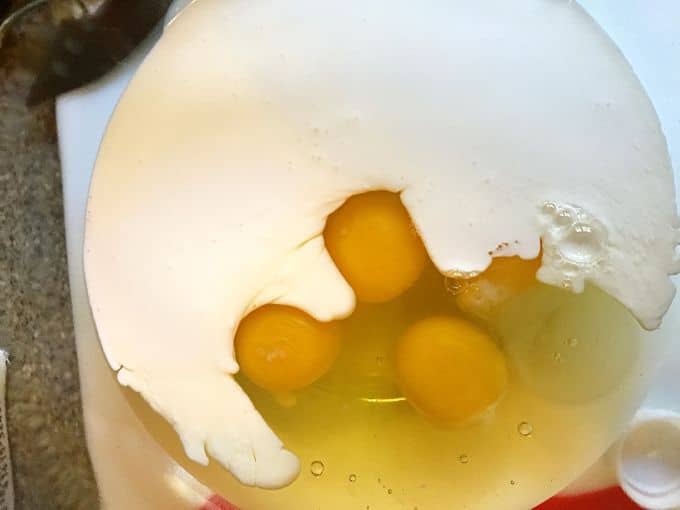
[[0, 5, 99, 509]]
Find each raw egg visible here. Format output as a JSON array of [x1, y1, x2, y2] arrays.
[[395, 315, 508, 425], [324, 191, 427, 303], [235, 305, 340, 396]]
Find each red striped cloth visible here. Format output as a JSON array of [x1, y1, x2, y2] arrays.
[[201, 485, 642, 510], [534, 487, 642, 510], [200, 495, 239, 510]]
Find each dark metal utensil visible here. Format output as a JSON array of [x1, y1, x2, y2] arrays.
[[1, 0, 13, 19], [1, 0, 171, 105], [28, 0, 172, 105], [0, 0, 48, 47]]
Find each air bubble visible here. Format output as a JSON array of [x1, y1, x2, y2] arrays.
[[559, 222, 605, 266], [387, 489, 393, 495], [310, 461, 325, 477], [553, 352, 562, 363], [510, 480, 517, 486], [542, 204, 607, 269], [458, 454, 469, 464], [518, 422, 533, 437], [556, 210, 572, 226], [542, 202, 557, 214], [539, 203, 608, 290], [566, 337, 579, 348], [444, 277, 467, 296], [444, 269, 481, 279], [349, 474, 357, 483]]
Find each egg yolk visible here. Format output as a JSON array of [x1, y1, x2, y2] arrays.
[[455, 255, 541, 319], [324, 191, 427, 303], [235, 305, 340, 394], [395, 316, 508, 425]]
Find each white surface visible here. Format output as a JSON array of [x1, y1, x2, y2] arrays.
[[57, 1, 680, 509]]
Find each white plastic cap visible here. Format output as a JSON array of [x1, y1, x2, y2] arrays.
[[616, 409, 680, 510]]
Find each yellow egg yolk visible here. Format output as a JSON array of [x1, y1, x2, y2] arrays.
[[395, 316, 508, 425], [324, 190, 427, 303], [455, 255, 541, 320], [235, 305, 340, 394]]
